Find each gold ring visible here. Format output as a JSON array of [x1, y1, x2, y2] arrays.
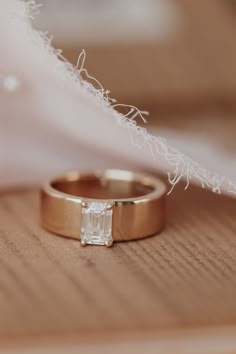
[[40, 170, 166, 247]]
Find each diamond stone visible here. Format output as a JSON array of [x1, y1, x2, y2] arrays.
[[80, 201, 113, 246]]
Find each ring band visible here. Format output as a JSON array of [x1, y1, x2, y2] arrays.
[[40, 170, 166, 247]]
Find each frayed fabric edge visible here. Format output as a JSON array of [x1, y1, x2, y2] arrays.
[[15, 0, 236, 196]]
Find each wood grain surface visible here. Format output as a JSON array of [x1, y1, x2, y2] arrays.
[[0, 181, 235, 351]]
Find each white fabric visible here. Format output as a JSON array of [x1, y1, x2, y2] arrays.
[[0, 0, 235, 197]]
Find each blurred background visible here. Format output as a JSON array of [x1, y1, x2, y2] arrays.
[[34, 0, 236, 163]]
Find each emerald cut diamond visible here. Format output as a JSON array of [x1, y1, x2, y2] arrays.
[[80, 201, 113, 247]]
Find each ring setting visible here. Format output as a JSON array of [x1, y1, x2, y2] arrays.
[[80, 200, 114, 247]]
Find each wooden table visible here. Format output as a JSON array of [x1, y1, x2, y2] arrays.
[[0, 182, 235, 353]]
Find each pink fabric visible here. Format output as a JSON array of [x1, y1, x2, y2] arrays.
[[0, 0, 235, 197]]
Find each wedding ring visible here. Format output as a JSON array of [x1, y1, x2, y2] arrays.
[[40, 170, 166, 247]]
